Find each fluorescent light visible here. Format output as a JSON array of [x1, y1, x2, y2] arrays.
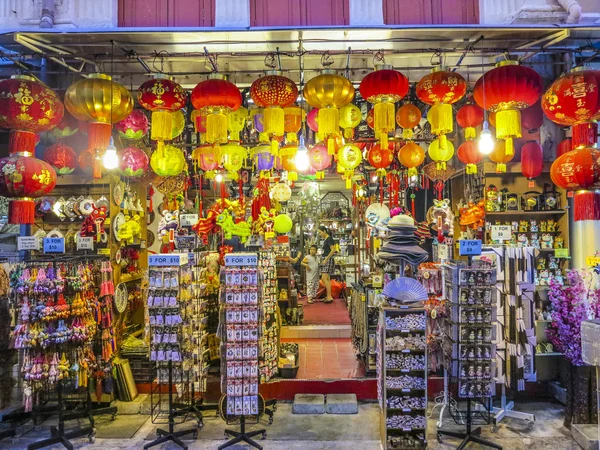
[[478, 121, 494, 155], [102, 137, 118, 170]]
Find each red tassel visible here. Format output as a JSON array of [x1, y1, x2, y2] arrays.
[[148, 186, 154, 213], [411, 194, 416, 218], [9, 199, 35, 224], [9, 130, 36, 154], [572, 122, 598, 149], [88, 122, 112, 151], [574, 191, 600, 221], [220, 182, 226, 201], [239, 176, 244, 208]]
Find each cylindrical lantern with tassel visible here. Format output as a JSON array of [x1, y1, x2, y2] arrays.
[[489, 139, 514, 173], [428, 139, 455, 171], [456, 104, 484, 140], [227, 107, 248, 142], [457, 140, 483, 174], [339, 104, 361, 140], [521, 140, 544, 180]]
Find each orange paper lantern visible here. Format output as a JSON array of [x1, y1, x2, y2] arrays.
[[396, 104, 422, 139], [398, 142, 425, 177]]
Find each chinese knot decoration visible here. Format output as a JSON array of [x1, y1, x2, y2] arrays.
[[191, 74, 242, 146], [542, 67, 600, 149], [250, 71, 298, 153], [138, 74, 186, 149], [474, 61, 543, 157], [303, 70, 355, 155], [416, 67, 466, 150], [0, 75, 62, 223], [360, 65, 409, 150]]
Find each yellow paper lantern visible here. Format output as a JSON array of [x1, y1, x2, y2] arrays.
[[273, 214, 293, 234], [337, 144, 363, 189], [171, 110, 185, 139], [227, 106, 248, 141], [271, 182, 292, 202], [303, 70, 355, 155], [65, 73, 133, 152], [151, 144, 186, 177], [339, 104, 361, 140], [428, 139, 454, 171], [489, 139, 514, 173], [221, 142, 247, 180]]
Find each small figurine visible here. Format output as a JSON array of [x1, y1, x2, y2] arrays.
[[539, 269, 550, 285], [485, 185, 500, 212], [530, 220, 538, 232], [547, 219, 556, 232], [468, 364, 476, 377], [519, 220, 529, 232], [548, 255, 559, 270], [476, 365, 483, 377], [517, 233, 529, 247], [554, 237, 564, 249], [540, 220, 547, 232], [537, 258, 546, 270], [530, 233, 540, 249], [541, 233, 554, 249], [511, 221, 519, 232]]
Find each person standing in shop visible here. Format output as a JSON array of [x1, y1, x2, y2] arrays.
[[318, 225, 337, 303], [297, 245, 319, 304]]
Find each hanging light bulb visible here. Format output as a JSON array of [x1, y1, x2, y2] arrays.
[[102, 137, 119, 170], [478, 121, 494, 155], [215, 173, 223, 183], [295, 135, 310, 172]]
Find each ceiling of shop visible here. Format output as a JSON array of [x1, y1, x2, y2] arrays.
[[0, 26, 599, 89]]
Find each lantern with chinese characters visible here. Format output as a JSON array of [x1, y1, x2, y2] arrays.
[[360, 65, 409, 149], [192, 144, 220, 179], [304, 71, 355, 154], [115, 109, 149, 140], [151, 144, 186, 177], [339, 104, 362, 140], [250, 72, 298, 152], [221, 142, 247, 180], [138, 75, 186, 148], [396, 103, 422, 139], [52, 113, 78, 138], [417, 67, 466, 149], [284, 106, 303, 143], [271, 182, 292, 203], [337, 144, 363, 189], [65, 73, 133, 153], [118, 146, 149, 178], [551, 147, 600, 191], [307, 108, 319, 133], [191, 74, 242, 146], [227, 107, 248, 142], [456, 104, 484, 140], [398, 142, 425, 177], [489, 140, 514, 173], [368, 142, 394, 177], [251, 134, 275, 177], [0, 75, 63, 223], [521, 140, 544, 180], [457, 140, 483, 174], [428, 139, 455, 171], [542, 67, 600, 149], [474, 61, 543, 156], [44, 143, 77, 175], [557, 138, 572, 157], [308, 144, 332, 180], [280, 152, 298, 181]]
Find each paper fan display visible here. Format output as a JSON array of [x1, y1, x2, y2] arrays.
[[382, 277, 428, 303]]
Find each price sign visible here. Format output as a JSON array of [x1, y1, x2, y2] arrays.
[[438, 244, 449, 260], [555, 248, 570, 259], [77, 236, 94, 251], [459, 239, 482, 256], [18, 236, 39, 251], [224, 253, 258, 266], [586, 256, 600, 267], [97, 248, 110, 256], [149, 253, 189, 266], [180, 214, 199, 227], [491, 225, 512, 241], [43, 237, 65, 253]]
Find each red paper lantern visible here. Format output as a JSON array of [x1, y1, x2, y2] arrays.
[[557, 138, 572, 157], [521, 140, 544, 180], [359, 65, 409, 148], [368, 142, 394, 176], [115, 109, 150, 140], [250, 72, 298, 151], [474, 61, 543, 157], [118, 146, 149, 178], [44, 143, 77, 175], [456, 104, 484, 140], [308, 144, 332, 180], [191, 75, 242, 145], [521, 99, 544, 132], [551, 147, 600, 190], [307, 108, 319, 132], [416, 67, 467, 150], [457, 140, 483, 174], [542, 68, 600, 148], [0, 75, 63, 223]]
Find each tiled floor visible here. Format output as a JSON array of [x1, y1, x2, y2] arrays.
[[281, 338, 366, 379], [299, 297, 351, 325]]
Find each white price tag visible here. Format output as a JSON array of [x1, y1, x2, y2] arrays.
[[438, 244, 449, 260], [180, 214, 199, 227], [491, 225, 512, 241], [77, 236, 94, 251], [18, 236, 39, 251]]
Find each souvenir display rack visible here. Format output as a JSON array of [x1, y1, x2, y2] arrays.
[[379, 307, 428, 450], [351, 282, 379, 375], [10, 255, 119, 450], [258, 249, 280, 383], [437, 263, 501, 450], [146, 253, 199, 450], [219, 252, 267, 450]]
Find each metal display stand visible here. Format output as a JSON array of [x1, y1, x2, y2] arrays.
[[438, 399, 502, 450], [492, 384, 535, 429]]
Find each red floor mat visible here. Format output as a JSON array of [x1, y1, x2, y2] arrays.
[[299, 297, 351, 325]]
